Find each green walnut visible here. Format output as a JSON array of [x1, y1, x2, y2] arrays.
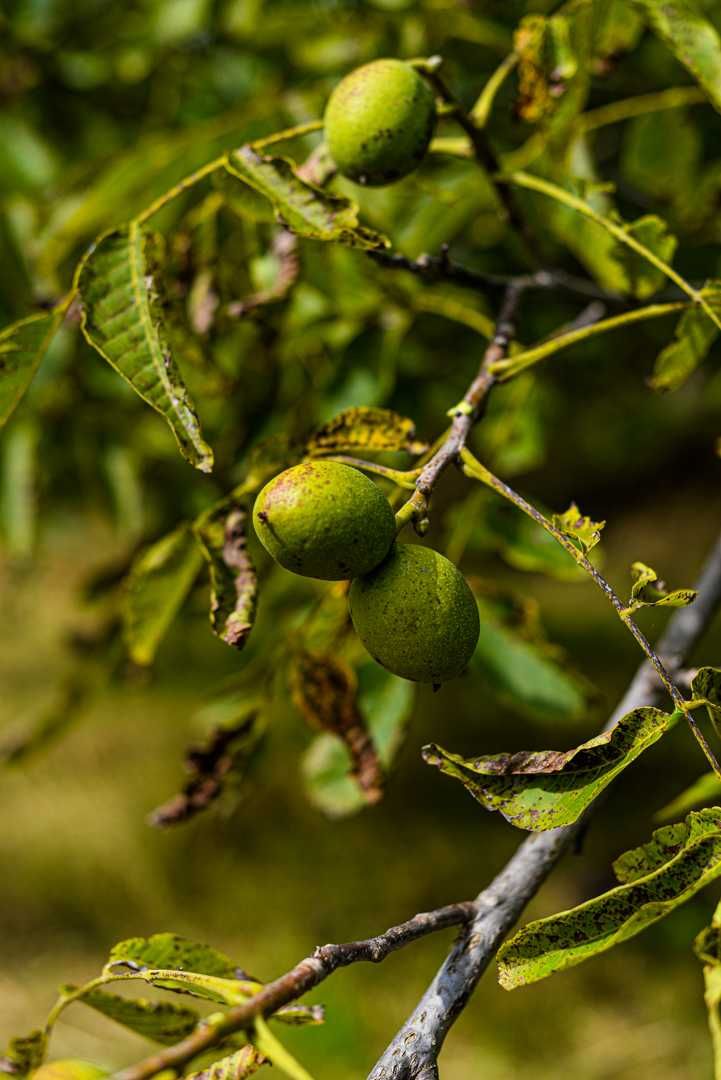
[[324, 59, 436, 186], [349, 543, 480, 683], [33, 1063, 108, 1080], [253, 460, 396, 580]]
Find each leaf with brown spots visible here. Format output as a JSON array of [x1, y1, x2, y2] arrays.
[[424, 705, 678, 831], [497, 807, 721, 989], [194, 498, 257, 650], [224, 147, 388, 250], [149, 708, 266, 828], [306, 407, 426, 456], [623, 560, 697, 614], [185, 1046, 267, 1080], [291, 650, 384, 807]]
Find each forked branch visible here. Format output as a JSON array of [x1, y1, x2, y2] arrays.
[[369, 525, 721, 1079]]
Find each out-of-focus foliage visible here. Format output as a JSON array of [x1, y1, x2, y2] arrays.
[[4, 0, 721, 1076]]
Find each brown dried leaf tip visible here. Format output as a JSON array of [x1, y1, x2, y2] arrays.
[[291, 649, 384, 805]]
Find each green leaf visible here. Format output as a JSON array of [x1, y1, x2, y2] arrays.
[[613, 820, 692, 883], [623, 560, 698, 613], [497, 808, 721, 989], [696, 905, 721, 1080], [77, 224, 214, 472], [193, 499, 257, 650], [123, 524, 204, 665], [106, 933, 237, 976], [185, 1046, 266, 1080], [0, 308, 64, 427], [471, 600, 588, 724], [649, 284, 721, 391], [302, 660, 414, 818], [423, 706, 677, 831], [612, 215, 678, 300], [224, 147, 388, 249], [305, 407, 426, 456], [251, 1017, 313, 1080], [551, 502, 604, 554], [0, 1031, 46, 1077], [636, 0, 721, 114], [105, 934, 255, 1005], [77, 987, 199, 1045], [656, 771, 721, 822], [1, 417, 39, 560]]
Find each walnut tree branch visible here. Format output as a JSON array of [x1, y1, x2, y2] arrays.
[[368, 526, 721, 1080], [112, 902, 476, 1080], [394, 283, 523, 533], [368, 247, 624, 303]]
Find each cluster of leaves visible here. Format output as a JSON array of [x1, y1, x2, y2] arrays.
[[1, 934, 324, 1080]]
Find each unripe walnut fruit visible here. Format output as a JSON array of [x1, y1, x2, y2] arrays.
[[349, 544, 480, 683], [253, 460, 395, 581], [324, 59, 436, 186]]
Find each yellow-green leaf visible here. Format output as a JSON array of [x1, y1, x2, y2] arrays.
[[423, 707, 677, 831], [306, 406, 426, 456]]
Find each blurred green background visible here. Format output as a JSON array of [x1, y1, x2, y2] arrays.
[[2, 0, 721, 1076]]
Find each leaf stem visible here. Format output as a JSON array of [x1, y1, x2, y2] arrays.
[[580, 86, 707, 133], [112, 902, 476, 1080], [132, 156, 228, 226], [505, 171, 721, 331], [491, 300, 687, 378], [249, 120, 324, 152], [460, 448, 721, 778]]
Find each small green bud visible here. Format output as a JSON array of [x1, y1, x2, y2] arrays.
[[324, 59, 436, 186], [349, 543, 480, 683], [253, 460, 396, 581]]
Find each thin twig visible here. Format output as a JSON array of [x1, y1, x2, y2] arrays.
[[112, 903, 476, 1080], [367, 247, 624, 302], [369, 526, 721, 1079], [460, 450, 721, 778], [416, 57, 533, 261], [394, 283, 523, 532]]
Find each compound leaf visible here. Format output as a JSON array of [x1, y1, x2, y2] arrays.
[[424, 706, 677, 831], [77, 224, 213, 472], [497, 808, 721, 989]]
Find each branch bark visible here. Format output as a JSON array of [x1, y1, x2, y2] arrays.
[[368, 527, 721, 1079], [113, 903, 476, 1080]]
